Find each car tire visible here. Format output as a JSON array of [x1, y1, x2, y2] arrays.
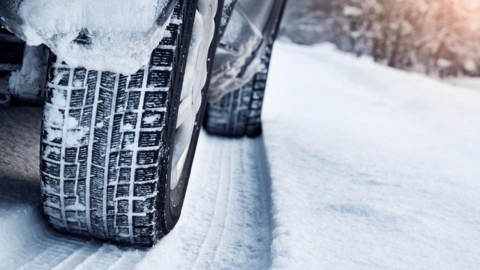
[[203, 44, 273, 138], [203, 0, 287, 138], [40, 0, 223, 246]]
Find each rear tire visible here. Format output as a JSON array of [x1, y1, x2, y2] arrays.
[[203, 44, 272, 138], [40, 0, 223, 246], [203, 0, 287, 138]]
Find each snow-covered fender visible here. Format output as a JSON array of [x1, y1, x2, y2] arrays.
[[0, 0, 179, 75]]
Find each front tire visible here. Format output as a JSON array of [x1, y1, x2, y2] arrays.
[[40, 0, 223, 246]]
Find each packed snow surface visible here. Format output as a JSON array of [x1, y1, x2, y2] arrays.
[[19, 0, 171, 75], [0, 42, 479, 269]]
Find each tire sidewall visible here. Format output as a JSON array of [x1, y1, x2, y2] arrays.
[[161, 0, 224, 232]]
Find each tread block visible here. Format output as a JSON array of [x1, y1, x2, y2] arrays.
[[123, 112, 138, 127], [92, 141, 107, 167], [134, 166, 158, 182], [133, 197, 155, 213], [141, 111, 164, 128], [70, 89, 86, 107], [151, 49, 174, 67], [116, 185, 130, 197], [42, 160, 61, 177], [119, 151, 133, 167], [137, 150, 159, 165], [134, 182, 156, 197], [64, 197, 77, 207], [78, 162, 87, 178], [85, 71, 99, 106], [107, 186, 116, 211], [80, 106, 93, 128], [122, 132, 136, 149], [65, 147, 78, 163], [128, 69, 145, 89], [144, 92, 167, 109], [116, 215, 129, 227], [77, 178, 86, 205], [133, 215, 153, 226], [43, 174, 61, 193], [147, 70, 171, 88], [119, 168, 132, 184], [139, 131, 162, 147], [117, 200, 129, 214], [100, 72, 117, 90], [64, 180, 76, 196], [64, 164, 78, 178], [127, 91, 142, 110]]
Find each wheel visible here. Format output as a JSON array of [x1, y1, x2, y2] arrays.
[[203, 0, 287, 138], [40, 0, 223, 246], [203, 44, 273, 138]]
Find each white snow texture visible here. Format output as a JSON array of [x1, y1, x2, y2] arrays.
[[19, 0, 171, 75], [0, 42, 479, 269]]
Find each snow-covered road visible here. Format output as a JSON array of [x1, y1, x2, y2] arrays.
[[0, 107, 273, 269], [1, 42, 479, 269]]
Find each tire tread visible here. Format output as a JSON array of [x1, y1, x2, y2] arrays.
[[41, 5, 185, 246]]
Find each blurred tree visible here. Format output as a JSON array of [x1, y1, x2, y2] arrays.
[[280, 0, 480, 77]]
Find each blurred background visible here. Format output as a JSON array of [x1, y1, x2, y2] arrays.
[[280, 0, 480, 78]]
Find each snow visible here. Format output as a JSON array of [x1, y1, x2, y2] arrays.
[[263, 42, 480, 269], [0, 42, 479, 269], [18, 0, 172, 75], [142, 114, 161, 125], [447, 77, 480, 92]]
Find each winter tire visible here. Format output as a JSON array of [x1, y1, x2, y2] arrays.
[[203, 0, 287, 138], [40, 0, 223, 246], [203, 45, 273, 138]]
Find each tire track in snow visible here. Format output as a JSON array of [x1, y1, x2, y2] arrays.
[[136, 134, 273, 269], [0, 106, 274, 269], [210, 138, 274, 269], [191, 139, 234, 269]]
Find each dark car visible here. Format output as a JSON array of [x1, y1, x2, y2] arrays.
[[0, 0, 287, 246]]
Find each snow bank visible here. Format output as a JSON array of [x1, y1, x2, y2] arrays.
[[263, 42, 480, 269], [19, 0, 172, 75]]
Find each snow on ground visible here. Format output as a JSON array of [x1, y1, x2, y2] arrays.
[[263, 43, 480, 269], [447, 77, 480, 93], [0, 42, 479, 269]]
